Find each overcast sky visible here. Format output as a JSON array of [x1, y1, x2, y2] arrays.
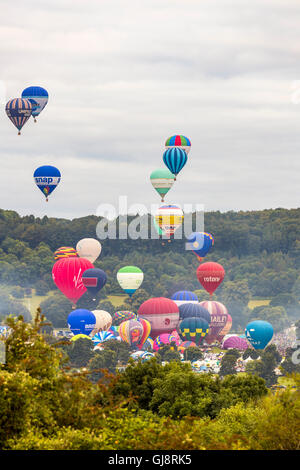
[[0, 0, 300, 220]]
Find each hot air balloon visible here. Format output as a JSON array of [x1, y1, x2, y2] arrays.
[[113, 311, 137, 325], [82, 268, 107, 300], [117, 266, 144, 297], [21, 86, 48, 122], [171, 291, 199, 306], [150, 168, 174, 202], [153, 333, 179, 352], [217, 313, 232, 343], [136, 317, 152, 350], [67, 309, 96, 336], [155, 204, 184, 237], [165, 134, 191, 154], [70, 334, 92, 342], [245, 321, 274, 350], [76, 238, 102, 264], [92, 330, 116, 345], [52, 257, 94, 307], [138, 297, 179, 339], [54, 247, 78, 261], [141, 337, 154, 351], [177, 341, 198, 353], [119, 319, 144, 347], [163, 147, 188, 180], [178, 303, 211, 325], [222, 336, 249, 350], [33, 165, 61, 201], [199, 300, 228, 345], [186, 232, 214, 262], [90, 310, 112, 336], [130, 350, 155, 362], [196, 262, 225, 297], [5, 98, 32, 134], [178, 317, 209, 345]]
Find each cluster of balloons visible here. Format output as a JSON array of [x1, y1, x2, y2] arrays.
[[52, 238, 104, 307], [5, 86, 48, 134], [150, 135, 191, 239]]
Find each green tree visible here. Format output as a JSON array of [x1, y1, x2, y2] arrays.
[[219, 349, 240, 377]]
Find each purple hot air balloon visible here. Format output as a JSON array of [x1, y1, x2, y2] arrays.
[[222, 335, 249, 351]]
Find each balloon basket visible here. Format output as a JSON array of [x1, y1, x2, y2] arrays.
[[34, 118, 37, 123], [18, 131, 21, 135]]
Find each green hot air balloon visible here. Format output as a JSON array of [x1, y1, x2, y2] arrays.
[[150, 168, 175, 202], [117, 266, 144, 297], [178, 317, 209, 345]]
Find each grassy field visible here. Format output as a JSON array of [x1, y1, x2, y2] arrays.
[[107, 295, 127, 308], [248, 299, 271, 309], [20, 292, 50, 317]]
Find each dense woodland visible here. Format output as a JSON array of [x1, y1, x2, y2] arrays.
[[0, 207, 300, 333]]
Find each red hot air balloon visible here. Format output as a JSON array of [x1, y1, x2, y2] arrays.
[[196, 262, 225, 297], [52, 257, 94, 307], [138, 297, 179, 339], [199, 300, 228, 345]]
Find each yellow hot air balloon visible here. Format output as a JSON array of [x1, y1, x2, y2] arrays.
[[155, 204, 184, 236]]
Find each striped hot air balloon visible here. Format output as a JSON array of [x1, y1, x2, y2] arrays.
[[150, 168, 175, 202], [117, 266, 144, 297], [21, 86, 48, 122], [155, 204, 184, 236], [165, 135, 191, 154], [92, 330, 115, 345], [5, 98, 32, 134], [199, 301, 228, 345], [171, 291, 199, 307], [54, 247, 78, 261], [163, 147, 188, 180]]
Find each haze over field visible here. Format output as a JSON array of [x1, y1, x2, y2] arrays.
[[0, 0, 299, 219]]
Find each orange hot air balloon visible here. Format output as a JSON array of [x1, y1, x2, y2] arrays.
[[137, 317, 152, 350]]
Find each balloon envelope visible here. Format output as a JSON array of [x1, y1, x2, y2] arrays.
[[178, 317, 209, 345], [76, 238, 102, 264], [119, 319, 144, 347], [138, 297, 179, 339], [52, 257, 94, 304], [34, 165, 61, 200], [223, 336, 249, 350], [54, 247, 78, 261], [5, 98, 32, 133], [117, 266, 143, 296], [163, 147, 188, 178], [165, 134, 191, 154], [153, 333, 179, 352], [67, 309, 96, 336], [171, 291, 199, 306], [186, 232, 214, 260], [91, 310, 112, 336], [199, 301, 228, 344], [113, 311, 137, 325], [155, 204, 184, 236], [21, 86, 48, 119], [217, 313, 232, 342], [178, 303, 211, 325], [245, 321, 274, 350], [150, 168, 174, 201], [92, 330, 116, 345], [196, 262, 225, 295], [82, 268, 107, 297], [137, 317, 152, 349]]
